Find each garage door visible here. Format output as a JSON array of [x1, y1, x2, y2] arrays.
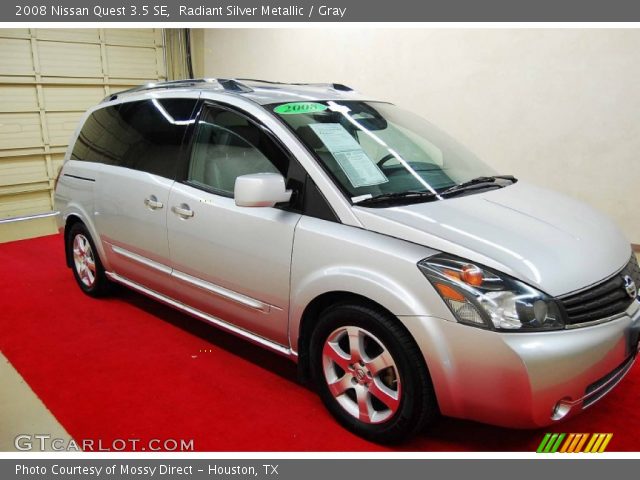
[[0, 28, 166, 241]]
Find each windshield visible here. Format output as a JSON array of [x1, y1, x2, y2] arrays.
[[272, 100, 497, 203]]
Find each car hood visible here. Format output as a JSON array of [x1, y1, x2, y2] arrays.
[[353, 181, 631, 296]]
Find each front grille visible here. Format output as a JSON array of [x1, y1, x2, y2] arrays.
[[559, 255, 640, 326]]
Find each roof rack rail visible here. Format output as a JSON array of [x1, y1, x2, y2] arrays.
[[235, 78, 354, 92], [100, 78, 354, 103], [101, 78, 254, 103]]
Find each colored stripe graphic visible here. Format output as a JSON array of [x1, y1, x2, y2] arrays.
[[565, 433, 584, 453], [585, 433, 613, 453], [550, 433, 566, 453], [544, 433, 559, 453], [537, 433, 552, 453], [574, 433, 589, 453], [537, 433, 612, 453], [598, 434, 613, 452], [537, 433, 565, 453], [559, 433, 575, 453], [584, 434, 598, 452]]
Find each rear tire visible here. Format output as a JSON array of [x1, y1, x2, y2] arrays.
[[67, 223, 111, 297], [310, 302, 437, 443]]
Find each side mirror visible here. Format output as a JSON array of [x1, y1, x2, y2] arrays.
[[234, 173, 292, 208]]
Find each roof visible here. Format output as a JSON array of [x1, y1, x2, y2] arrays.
[[103, 78, 366, 105]]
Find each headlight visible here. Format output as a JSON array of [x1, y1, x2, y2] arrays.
[[418, 254, 564, 331]]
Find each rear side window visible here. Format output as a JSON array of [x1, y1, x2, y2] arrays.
[[71, 98, 197, 179]]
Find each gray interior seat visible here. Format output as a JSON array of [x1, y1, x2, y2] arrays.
[[202, 144, 278, 193], [189, 112, 280, 194]]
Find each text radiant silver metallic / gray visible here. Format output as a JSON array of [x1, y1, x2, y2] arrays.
[[54, 78, 640, 443]]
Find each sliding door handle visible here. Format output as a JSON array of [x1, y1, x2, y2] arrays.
[[144, 195, 164, 210]]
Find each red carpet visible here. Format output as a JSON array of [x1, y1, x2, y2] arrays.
[[1, 234, 639, 451]]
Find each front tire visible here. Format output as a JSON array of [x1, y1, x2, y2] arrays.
[[310, 303, 437, 443], [67, 223, 111, 297]]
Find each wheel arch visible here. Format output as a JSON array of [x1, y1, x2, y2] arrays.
[[294, 290, 432, 389], [63, 212, 110, 271], [63, 214, 84, 267]]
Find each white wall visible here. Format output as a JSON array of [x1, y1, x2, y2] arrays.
[[202, 28, 640, 243]]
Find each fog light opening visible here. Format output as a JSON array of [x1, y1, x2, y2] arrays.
[[551, 399, 572, 421]]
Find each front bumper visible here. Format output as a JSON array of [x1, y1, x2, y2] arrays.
[[402, 299, 640, 428]]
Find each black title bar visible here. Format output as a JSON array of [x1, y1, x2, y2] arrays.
[[5, 0, 640, 22]]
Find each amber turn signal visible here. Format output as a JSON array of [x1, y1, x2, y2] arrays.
[[434, 283, 466, 302], [461, 264, 484, 286]]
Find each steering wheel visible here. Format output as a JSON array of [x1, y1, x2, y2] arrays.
[[377, 153, 397, 169], [378, 155, 437, 174]]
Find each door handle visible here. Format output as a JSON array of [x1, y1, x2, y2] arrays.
[[144, 195, 164, 210], [172, 204, 194, 218]]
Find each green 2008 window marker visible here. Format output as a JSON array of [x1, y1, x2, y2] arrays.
[[274, 102, 328, 114]]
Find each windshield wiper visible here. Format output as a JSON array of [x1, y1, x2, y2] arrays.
[[440, 175, 517, 198], [354, 175, 517, 206], [354, 190, 438, 206]]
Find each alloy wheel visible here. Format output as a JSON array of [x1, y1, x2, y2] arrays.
[[72, 233, 97, 288], [322, 326, 402, 424]]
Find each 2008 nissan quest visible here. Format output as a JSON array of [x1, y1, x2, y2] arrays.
[[54, 78, 640, 443]]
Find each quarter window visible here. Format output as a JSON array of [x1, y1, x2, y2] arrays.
[[71, 98, 197, 179]]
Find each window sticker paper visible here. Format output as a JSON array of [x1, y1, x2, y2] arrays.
[[309, 123, 388, 188]]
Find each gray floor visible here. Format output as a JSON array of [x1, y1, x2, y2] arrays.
[[0, 352, 71, 451]]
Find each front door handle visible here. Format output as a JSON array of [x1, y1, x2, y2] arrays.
[[172, 204, 194, 218], [144, 195, 164, 210]]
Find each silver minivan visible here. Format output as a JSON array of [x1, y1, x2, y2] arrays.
[[55, 78, 640, 443]]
